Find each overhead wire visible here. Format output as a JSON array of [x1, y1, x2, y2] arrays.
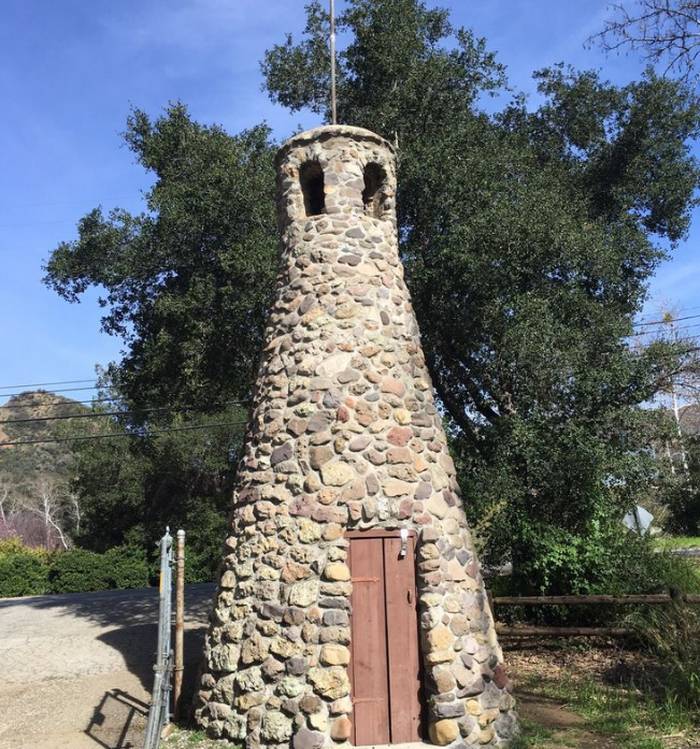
[[0, 378, 97, 391], [632, 313, 700, 328], [0, 385, 103, 399], [0, 396, 123, 411], [0, 421, 248, 447], [0, 400, 250, 426]]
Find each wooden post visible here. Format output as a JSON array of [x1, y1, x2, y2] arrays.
[[173, 529, 185, 721]]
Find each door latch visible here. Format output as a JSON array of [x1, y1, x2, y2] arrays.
[[399, 528, 408, 558]]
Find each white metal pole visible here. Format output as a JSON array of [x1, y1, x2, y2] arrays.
[[330, 0, 337, 124]]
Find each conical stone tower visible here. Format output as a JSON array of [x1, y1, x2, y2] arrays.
[[195, 126, 517, 748]]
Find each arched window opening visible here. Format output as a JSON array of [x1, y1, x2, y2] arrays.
[[300, 161, 325, 216], [362, 162, 387, 218]]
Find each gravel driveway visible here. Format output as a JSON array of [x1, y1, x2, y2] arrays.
[[0, 583, 215, 749]]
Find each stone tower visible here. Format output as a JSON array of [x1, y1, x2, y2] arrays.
[[195, 126, 517, 748]]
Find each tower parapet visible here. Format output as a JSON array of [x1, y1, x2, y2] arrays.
[[195, 125, 517, 749]]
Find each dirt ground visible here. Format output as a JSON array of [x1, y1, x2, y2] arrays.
[[0, 584, 215, 749], [506, 639, 700, 749], [1, 585, 696, 749]]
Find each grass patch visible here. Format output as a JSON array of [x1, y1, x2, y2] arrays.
[[160, 727, 240, 748], [518, 670, 697, 748], [509, 717, 556, 747], [654, 536, 700, 551]]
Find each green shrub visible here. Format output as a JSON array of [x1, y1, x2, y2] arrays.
[[103, 546, 150, 589], [48, 548, 110, 593], [0, 538, 156, 597], [0, 540, 49, 597]]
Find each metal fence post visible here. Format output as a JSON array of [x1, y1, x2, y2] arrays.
[[144, 528, 174, 749]]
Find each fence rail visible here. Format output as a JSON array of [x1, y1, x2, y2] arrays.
[[492, 593, 700, 606], [489, 591, 700, 638]]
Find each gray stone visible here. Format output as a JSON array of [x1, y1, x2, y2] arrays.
[[433, 701, 466, 718], [293, 728, 326, 749], [271, 442, 294, 466]]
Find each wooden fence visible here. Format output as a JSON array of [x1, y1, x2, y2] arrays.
[[488, 592, 700, 638]]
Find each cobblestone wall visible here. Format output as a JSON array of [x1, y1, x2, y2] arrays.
[[195, 125, 517, 748]]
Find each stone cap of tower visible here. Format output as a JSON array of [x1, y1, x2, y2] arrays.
[[275, 124, 395, 165]]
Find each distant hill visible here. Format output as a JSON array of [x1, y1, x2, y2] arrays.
[[0, 390, 89, 505]]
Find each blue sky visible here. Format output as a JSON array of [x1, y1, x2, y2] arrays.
[[1, 0, 698, 398]]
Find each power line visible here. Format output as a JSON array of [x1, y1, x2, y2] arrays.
[[633, 313, 700, 328], [0, 421, 248, 447], [636, 304, 700, 322], [0, 378, 96, 391], [0, 385, 102, 399], [0, 396, 122, 411], [0, 401, 249, 426], [629, 323, 700, 338]]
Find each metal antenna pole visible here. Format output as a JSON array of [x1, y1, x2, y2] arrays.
[[330, 0, 337, 124]]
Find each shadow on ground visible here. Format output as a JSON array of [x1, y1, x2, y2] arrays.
[[0, 583, 215, 749], [85, 689, 149, 749]]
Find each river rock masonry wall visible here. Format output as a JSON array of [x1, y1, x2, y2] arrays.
[[194, 125, 518, 748]]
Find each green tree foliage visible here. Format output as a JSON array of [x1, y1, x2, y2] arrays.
[[262, 0, 700, 593], [68, 404, 247, 579], [665, 434, 700, 534], [43, 0, 700, 593], [44, 108, 278, 412]]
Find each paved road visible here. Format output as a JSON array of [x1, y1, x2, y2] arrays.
[[0, 584, 215, 749]]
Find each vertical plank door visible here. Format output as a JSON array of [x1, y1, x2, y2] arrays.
[[348, 532, 423, 746], [348, 536, 391, 746], [383, 535, 422, 743]]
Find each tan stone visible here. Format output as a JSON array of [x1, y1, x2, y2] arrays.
[[331, 716, 352, 740], [320, 644, 350, 665], [425, 649, 453, 664], [387, 446, 412, 464], [316, 352, 353, 377], [310, 445, 334, 469], [323, 563, 351, 582], [235, 691, 266, 710], [382, 478, 412, 496], [427, 625, 455, 651], [288, 580, 319, 607], [426, 492, 450, 519], [432, 666, 457, 693], [330, 696, 353, 715], [429, 719, 459, 745], [479, 725, 496, 744], [261, 711, 293, 742], [308, 666, 351, 699], [323, 523, 344, 541], [220, 570, 236, 588], [297, 518, 321, 543], [394, 408, 411, 424], [320, 462, 354, 486]]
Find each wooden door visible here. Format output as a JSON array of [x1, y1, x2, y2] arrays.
[[348, 531, 422, 746]]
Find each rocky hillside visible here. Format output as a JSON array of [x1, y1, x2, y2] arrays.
[[0, 390, 89, 504]]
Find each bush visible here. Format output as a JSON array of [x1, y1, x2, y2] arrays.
[[491, 534, 700, 627], [48, 548, 110, 593], [48, 545, 151, 593], [103, 546, 150, 589], [0, 539, 49, 597], [0, 539, 158, 597]]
